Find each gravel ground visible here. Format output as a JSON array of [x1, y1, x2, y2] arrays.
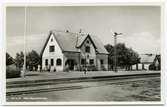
[[7, 77, 160, 102]]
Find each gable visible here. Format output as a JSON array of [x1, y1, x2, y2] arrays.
[[78, 35, 97, 50], [80, 36, 97, 54], [41, 30, 108, 55], [42, 33, 63, 57]]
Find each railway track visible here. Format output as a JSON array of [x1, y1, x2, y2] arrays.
[[6, 73, 160, 96], [7, 72, 160, 88]]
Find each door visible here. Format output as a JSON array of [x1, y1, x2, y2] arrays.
[[66, 59, 75, 70], [69, 60, 75, 70]]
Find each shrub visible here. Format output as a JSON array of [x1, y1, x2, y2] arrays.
[[6, 64, 20, 78], [149, 64, 156, 70], [64, 65, 69, 72], [101, 65, 107, 71], [87, 65, 98, 71]]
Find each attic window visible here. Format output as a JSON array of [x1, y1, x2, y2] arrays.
[[51, 38, 53, 42]]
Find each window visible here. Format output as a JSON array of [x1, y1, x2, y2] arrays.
[[57, 58, 62, 66], [90, 59, 94, 65], [86, 40, 89, 44], [51, 38, 53, 42], [85, 46, 90, 53], [81, 59, 86, 65], [49, 45, 55, 52], [51, 59, 54, 66], [100, 59, 104, 65], [45, 59, 48, 66]]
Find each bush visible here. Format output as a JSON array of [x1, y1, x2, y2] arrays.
[[6, 64, 20, 78], [87, 65, 98, 71], [101, 65, 107, 71], [64, 65, 69, 72], [149, 64, 156, 70]]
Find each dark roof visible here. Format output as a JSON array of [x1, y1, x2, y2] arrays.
[[41, 30, 108, 56], [154, 55, 161, 64]]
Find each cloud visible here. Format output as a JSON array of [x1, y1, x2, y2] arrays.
[[118, 32, 160, 54], [7, 31, 160, 58], [7, 34, 48, 57]]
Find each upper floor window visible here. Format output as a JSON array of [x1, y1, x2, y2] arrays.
[[49, 45, 55, 52], [56, 58, 62, 66], [85, 46, 90, 53]]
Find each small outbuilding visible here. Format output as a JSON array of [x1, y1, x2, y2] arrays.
[[132, 54, 160, 71]]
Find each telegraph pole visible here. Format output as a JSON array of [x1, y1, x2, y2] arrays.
[[22, 6, 27, 77], [113, 32, 122, 72]]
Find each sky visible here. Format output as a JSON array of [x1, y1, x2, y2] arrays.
[[6, 6, 161, 57]]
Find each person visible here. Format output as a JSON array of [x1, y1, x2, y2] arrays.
[[20, 67, 25, 77], [84, 65, 87, 74], [37, 65, 41, 72]]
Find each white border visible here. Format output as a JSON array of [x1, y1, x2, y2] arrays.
[[1, 1, 165, 106]]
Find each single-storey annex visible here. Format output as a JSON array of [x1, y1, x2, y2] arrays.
[[132, 54, 160, 70], [41, 30, 109, 71]]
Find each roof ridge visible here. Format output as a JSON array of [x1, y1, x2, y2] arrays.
[[50, 29, 90, 36]]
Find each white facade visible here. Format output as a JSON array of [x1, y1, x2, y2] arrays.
[[80, 37, 97, 66], [42, 32, 108, 71], [42, 34, 64, 71], [132, 63, 151, 70]]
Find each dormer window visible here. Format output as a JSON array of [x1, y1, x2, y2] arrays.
[[49, 45, 55, 52], [85, 46, 90, 53]]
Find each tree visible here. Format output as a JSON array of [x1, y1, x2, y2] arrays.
[[26, 50, 41, 71], [6, 52, 14, 65], [123, 48, 140, 70], [104, 44, 114, 70], [15, 51, 24, 69], [14, 50, 41, 71], [105, 43, 140, 71]]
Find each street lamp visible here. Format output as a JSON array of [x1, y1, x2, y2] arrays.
[[111, 30, 123, 72]]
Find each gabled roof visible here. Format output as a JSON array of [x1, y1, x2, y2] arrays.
[[140, 54, 156, 64], [153, 55, 161, 64], [91, 35, 109, 54], [41, 30, 109, 56], [76, 33, 87, 47], [52, 30, 80, 52], [76, 34, 97, 49]]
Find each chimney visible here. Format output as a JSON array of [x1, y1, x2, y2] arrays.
[[66, 30, 69, 33], [79, 29, 82, 33]]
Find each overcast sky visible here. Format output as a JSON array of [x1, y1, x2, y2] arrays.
[[6, 6, 161, 57]]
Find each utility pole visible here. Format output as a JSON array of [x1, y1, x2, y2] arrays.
[[113, 32, 122, 72], [22, 6, 27, 77]]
